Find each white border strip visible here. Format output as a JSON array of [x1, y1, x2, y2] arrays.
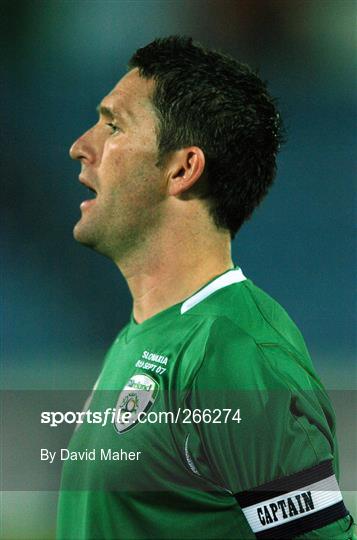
[[242, 474, 343, 533], [180, 268, 246, 314]]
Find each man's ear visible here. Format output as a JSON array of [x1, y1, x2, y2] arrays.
[[167, 147, 205, 197]]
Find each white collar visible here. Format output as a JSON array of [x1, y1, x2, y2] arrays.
[[180, 268, 246, 314]]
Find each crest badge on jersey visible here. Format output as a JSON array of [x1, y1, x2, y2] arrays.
[[114, 373, 159, 434]]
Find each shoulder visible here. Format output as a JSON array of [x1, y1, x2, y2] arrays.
[[199, 314, 317, 393], [184, 276, 310, 358]]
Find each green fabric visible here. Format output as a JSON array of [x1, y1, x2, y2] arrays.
[[57, 269, 351, 539]]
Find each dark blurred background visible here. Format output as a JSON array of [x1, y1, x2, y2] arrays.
[[1, 0, 356, 538]]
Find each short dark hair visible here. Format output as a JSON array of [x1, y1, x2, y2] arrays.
[[129, 36, 284, 238]]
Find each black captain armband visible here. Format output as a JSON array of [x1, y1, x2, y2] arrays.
[[234, 460, 348, 539]]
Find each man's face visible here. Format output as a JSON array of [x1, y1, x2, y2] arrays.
[[70, 68, 166, 260]]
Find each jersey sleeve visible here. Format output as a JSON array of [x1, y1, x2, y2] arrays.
[[185, 318, 352, 539]]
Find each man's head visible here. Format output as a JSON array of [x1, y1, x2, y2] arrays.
[[70, 36, 283, 260]]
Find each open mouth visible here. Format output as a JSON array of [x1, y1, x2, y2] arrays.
[[79, 182, 98, 211], [86, 186, 97, 199]]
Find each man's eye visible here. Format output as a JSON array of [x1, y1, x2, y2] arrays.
[[106, 122, 120, 133]]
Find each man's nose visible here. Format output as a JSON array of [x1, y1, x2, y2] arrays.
[[69, 129, 95, 163]]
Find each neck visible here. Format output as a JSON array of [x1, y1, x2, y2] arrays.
[[115, 222, 233, 323]]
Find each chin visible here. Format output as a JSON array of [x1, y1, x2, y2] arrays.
[[73, 223, 114, 261], [73, 221, 95, 247], [73, 221, 84, 242]]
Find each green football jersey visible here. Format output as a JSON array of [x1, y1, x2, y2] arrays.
[[57, 268, 352, 539]]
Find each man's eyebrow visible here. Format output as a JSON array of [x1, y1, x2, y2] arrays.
[[96, 103, 134, 123], [96, 104, 117, 119]]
